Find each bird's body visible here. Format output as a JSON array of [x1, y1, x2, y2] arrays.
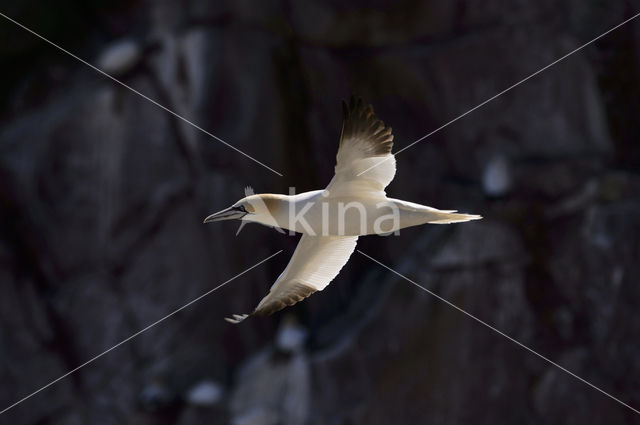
[[237, 191, 478, 236], [205, 97, 481, 323]]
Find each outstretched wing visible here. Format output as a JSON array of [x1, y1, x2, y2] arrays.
[[226, 235, 358, 323], [325, 96, 396, 197]]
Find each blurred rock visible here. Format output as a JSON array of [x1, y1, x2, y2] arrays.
[[139, 378, 175, 411], [230, 319, 310, 425], [231, 407, 278, 425], [1, 1, 639, 425]]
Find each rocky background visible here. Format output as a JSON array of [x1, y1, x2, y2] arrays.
[[1, 0, 640, 424]]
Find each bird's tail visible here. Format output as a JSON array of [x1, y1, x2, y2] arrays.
[[427, 210, 482, 224]]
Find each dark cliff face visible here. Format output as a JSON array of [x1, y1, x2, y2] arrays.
[[1, 1, 640, 424]]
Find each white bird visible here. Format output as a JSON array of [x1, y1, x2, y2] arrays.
[[204, 97, 481, 323]]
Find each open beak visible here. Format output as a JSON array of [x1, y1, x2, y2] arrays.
[[203, 207, 246, 223]]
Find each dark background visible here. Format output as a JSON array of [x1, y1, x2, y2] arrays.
[[1, 0, 640, 424]]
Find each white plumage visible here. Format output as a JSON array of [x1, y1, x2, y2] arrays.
[[205, 96, 481, 323]]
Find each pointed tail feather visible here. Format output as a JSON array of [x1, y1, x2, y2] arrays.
[[428, 211, 482, 224]]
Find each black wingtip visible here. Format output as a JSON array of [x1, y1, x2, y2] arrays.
[[339, 95, 393, 156]]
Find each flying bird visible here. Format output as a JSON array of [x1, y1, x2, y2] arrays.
[[204, 97, 481, 323]]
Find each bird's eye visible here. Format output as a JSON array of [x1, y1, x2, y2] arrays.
[[234, 205, 247, 213]]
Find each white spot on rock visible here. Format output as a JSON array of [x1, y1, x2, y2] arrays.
[[185, 380, 224, 406], [97, 39, 141, 75], [483, 154, 511, 196], [276, 317, 307, 352]]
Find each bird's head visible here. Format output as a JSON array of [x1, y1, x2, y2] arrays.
[[203, 190, 283, 227], [203, 198, 253, 223]]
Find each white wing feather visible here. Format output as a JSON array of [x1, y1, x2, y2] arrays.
[[326, 96, 396, 197], [226, 235, 358, 323], [226, 97, 393, 323]]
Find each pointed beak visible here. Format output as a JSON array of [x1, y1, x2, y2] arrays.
[[203, 207, 246, 223]]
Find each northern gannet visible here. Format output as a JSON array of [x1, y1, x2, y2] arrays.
[[205, 97, 481, 323]]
